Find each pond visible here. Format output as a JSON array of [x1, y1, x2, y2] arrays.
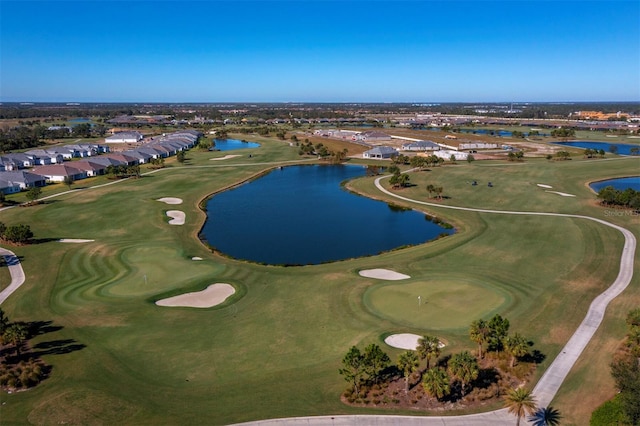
[[212, 138, 260, 151], [553, 141, 640, 156], [201, 164, 454, 265], [590, 176, 640, 192]]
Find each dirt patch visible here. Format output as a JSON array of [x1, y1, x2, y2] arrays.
[[210, 154, 241, 161]]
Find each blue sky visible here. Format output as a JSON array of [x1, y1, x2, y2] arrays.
[[1, 0, 638, 102]]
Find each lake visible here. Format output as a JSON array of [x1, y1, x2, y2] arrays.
[[201, 164, 454, 265], [212, 138, 260, 151], [590, 176, 640, 192], [553, 141, 640, 156]]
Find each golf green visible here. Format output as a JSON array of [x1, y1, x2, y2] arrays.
[[364, 276, 509, 330]]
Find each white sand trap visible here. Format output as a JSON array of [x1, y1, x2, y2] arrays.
[[384, 334, 445, 350], [192, 257, 203, 261], [58, 239, 95, 243], [359, 269, 410, 280], [210, 154, 241, 161], [166, 210, 186, 225], [156, 283, 235, 308], [546, 190, 576, 197], [157, 197, 183, 205], [537, 184, 553, 188]]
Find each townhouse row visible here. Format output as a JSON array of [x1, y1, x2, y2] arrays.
[[0, 130, 202, 194]]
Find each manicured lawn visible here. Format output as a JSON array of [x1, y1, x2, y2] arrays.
[[0, 137, 637, 425]]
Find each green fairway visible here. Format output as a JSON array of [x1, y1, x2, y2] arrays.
[[0, 136, 637, 425], [364, 276, 508, 330]]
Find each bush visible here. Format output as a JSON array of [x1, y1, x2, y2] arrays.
[[590, 395, 629, 425]]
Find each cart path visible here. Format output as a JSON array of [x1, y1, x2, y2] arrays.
[[0, 247, 26, 305], [233, 173, 636, 426]]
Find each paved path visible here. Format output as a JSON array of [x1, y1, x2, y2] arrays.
[[0, 164, 634, 424], [0, 247, 26, 305], [234, 173, 636, 426]]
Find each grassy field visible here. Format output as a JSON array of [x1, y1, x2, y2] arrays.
[[0, 136, 638, 425]]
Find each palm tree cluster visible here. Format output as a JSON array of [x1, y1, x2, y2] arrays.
[[0, 308, 47, 390], [469, 314, 531, 368], [338, 315, 542, 410]]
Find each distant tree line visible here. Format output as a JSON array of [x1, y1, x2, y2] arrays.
[[0, 123, 109, 152]]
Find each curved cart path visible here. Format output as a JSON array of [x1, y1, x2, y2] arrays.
[[0, 247, 26, 305], [234, 173, 636, 426]]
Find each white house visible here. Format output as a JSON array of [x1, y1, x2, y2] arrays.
[[105, 131, 144, 143], [434, 150, 469, 161]]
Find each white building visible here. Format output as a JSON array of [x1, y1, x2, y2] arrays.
[[105, 131, 144, 143], [434, 150, 469, 161]]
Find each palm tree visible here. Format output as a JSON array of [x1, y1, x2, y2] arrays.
[[447, 351, 479, 395], [426, 184, 436, 198], [503, 333, 529, 368], [469, 319, 490, 359], [397, 350, 420, 394], [504, 387, 537, 426], [416, 335, 441, 370], [422, 367, 450, 400], [3, 323, 28, 357], [529, 406, 562, 426]]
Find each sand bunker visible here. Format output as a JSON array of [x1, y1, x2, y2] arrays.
[[546, 190, 576, 197], [359, 269, 410, 281], [156, 283, 235, 308], [192, 257, 203, 261], [210, 154, 241, 161], [166, 210, 186, 225], [58, 239, 95, 243], [385, 333, 445, 350], [537, 184, 553, 189], [157, 197, 183, 205]]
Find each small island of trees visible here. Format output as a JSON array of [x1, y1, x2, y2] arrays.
[[338, 314, 546, 418]]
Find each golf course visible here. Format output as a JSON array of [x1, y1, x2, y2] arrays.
[[0, 135, 638, 425]]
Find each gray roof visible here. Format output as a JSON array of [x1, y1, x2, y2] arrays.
[[365, 146, 398, 155]]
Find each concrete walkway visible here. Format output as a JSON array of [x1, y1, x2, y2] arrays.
[[234, 173, 636, 426], [0, 247, 26, 305]]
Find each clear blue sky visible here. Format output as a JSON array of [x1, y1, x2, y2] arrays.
[[1, 0, 638, 102]]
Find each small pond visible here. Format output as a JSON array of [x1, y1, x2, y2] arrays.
[[553, 141, 640, 156], [201, 164, 454, 265], [590, 176, 640, 192], [212, 138, 260, 151]]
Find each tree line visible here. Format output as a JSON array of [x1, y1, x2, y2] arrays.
[[597, 186, 640, 211]]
